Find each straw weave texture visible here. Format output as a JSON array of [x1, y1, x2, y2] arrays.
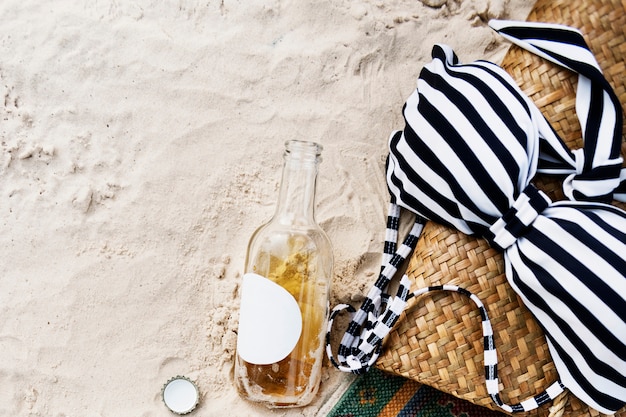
[[376, 0, 626, 416]]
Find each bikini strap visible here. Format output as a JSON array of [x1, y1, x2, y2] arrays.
[[490, 20, 625, 204], [325, 203, 566, 413]]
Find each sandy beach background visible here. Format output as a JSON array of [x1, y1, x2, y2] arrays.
[[0, 0, 534, 415]]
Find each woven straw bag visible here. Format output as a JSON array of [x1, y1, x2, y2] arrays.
[[376, 0, 626, 416]]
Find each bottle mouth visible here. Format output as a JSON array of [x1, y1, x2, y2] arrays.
[[284, 140, 323, 162]]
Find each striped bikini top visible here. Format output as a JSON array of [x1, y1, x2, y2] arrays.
[[328, 20, 626, 415]]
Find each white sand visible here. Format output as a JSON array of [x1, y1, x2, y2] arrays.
[[0, 0, 534, 415]]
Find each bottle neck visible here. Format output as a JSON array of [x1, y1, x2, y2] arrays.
[[273, 141, 322, 226]]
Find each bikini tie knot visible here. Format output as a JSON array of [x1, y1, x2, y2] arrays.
[[487, 184, 551, 251], [562, 148, 624, 203]]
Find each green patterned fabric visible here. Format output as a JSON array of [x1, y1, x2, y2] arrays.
[[327, 368, 508, 417]]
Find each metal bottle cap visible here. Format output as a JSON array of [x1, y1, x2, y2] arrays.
[[162, 376, 199, 415]]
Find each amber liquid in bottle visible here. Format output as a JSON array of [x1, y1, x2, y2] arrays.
[[234, 141, 332, 408]]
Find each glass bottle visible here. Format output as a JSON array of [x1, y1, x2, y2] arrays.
[[234, 140, 333, 408]]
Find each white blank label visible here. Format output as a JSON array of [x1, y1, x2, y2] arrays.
[[237, 273, 303, 365]]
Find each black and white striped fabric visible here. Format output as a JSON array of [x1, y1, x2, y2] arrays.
[[327, 20, 626, 415], [325, 203, 423, 374], [325, 202, 566, 413]]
